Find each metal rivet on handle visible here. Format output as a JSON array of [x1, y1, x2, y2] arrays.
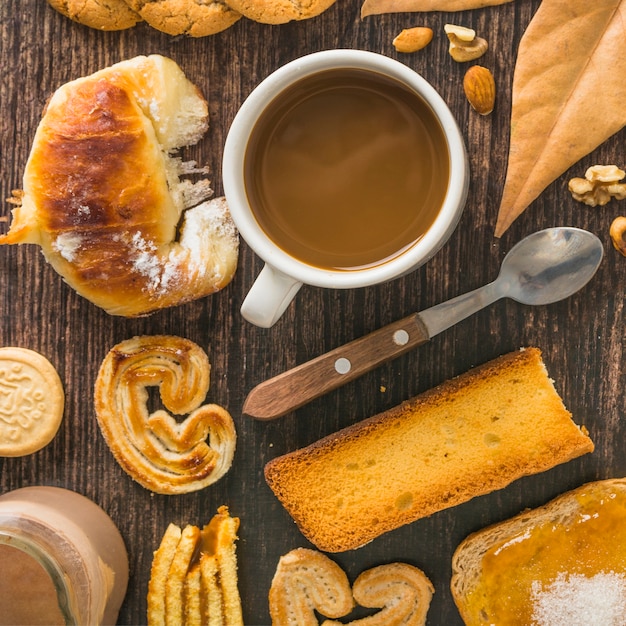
[[334, 357, 351, 375], [393, 329, 409, 346]]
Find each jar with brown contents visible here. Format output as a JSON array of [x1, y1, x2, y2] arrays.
[[0, 486, 128, 625]]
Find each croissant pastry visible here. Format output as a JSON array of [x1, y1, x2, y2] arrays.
[[0, 55, 238, 316]]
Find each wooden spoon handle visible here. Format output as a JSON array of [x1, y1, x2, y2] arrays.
[[243, 313, 430, 420]]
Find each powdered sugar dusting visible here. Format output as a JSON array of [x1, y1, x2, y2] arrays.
[[130, 231, 180, 293], [531, 572, 626, 626], [53, 233, 84, 262], [127, 197, 237, 296]]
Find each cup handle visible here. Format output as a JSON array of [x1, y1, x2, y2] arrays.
[[240, 264, 303, 328]]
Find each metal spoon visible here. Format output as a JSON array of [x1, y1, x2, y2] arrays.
[[243, 227, 604, 420]]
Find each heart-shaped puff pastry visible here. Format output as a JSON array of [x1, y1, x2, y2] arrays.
[[0, 55, 238, 316], [269, 548, 434, 625], [95, 335, 236, 494]]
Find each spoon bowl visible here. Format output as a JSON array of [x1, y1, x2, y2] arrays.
[[500, 227, 604, 306]]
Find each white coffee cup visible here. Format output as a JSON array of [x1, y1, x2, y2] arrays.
[[223, 49, 469, 328]]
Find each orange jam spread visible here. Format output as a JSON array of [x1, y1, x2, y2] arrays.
[[465, 486, 626, 624]]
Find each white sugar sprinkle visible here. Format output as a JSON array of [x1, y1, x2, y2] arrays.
[[126, 198, 237, 296], [130, 231, 166, 291], [53, 233, 83, 262], [531, 572, 626, 626]]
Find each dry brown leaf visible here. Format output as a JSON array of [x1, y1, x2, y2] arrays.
[[361, 0, 511, 18], [495, 0, 626, 236]]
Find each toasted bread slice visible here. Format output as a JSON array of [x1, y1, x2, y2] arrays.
[[451, 478, 626, 625], [265, 348, 593, 552]]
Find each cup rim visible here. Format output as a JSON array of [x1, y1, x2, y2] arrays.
[[222, 49, 468, 289]]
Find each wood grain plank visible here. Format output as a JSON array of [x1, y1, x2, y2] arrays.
[[0, 1, 624, 624]]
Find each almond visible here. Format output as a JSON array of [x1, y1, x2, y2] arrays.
[[393, 26, 433, 53], [463, 65, 496, 115]]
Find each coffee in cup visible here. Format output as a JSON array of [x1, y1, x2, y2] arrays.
[[244, 67, 450, 271], [223, 50, 468, 327]]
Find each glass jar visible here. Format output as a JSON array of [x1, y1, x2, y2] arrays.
[[0, 486, 129, 625]]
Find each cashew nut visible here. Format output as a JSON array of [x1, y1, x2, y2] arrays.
[[444, 24, 488, 62]]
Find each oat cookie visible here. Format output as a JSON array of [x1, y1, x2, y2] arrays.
[[47, 0, 142, 30], [0, 347, 65, 457], [222, 0, 336, 24], [125, 0, 241, 36]]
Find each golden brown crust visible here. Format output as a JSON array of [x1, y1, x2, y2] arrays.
[[264, 348, 594, 552], [0, 347, 65, 456], [0, 55, 239, 317], [125, 0, 241, 36], [47, 0, 142, 30], [94, 335, 236, 495]]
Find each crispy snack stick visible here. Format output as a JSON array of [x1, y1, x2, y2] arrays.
[[147, 507, 243, 626]]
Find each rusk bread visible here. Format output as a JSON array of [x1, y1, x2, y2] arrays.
[[264, 348, 594, 552], [0, 55, 238, 317], [451, 478, 626, 625]]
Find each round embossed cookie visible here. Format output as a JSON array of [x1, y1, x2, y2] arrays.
[[47, 0, 143, 30], [124, 0, 241, 36], [220, 0, 336, 24], [0, 348, 65, 457]]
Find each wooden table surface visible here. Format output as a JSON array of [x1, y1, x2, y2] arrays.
[[1, 1, 625, 624]]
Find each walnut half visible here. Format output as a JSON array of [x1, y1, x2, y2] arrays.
[[568, 165, 626, 207]]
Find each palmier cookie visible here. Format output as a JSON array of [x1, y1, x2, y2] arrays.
[[94, 335, 236, 494], [269, 548, 434, 626], [124, 0, 241, 36], [47, 0, 142, 30], [222, 0, 336, 24], [0, 347, 65, 457]]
